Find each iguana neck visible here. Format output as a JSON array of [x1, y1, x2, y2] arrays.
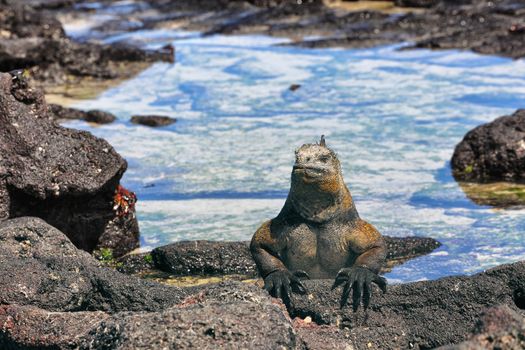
[[287, 174, 358, 223]]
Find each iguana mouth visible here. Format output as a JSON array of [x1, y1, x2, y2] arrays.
[[293, 165, 327, 177]]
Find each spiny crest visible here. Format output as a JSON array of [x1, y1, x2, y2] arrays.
[[295, 135, 329, 155], [319, 135, 326, 147]]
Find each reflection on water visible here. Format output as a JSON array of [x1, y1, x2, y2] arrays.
[[64, 29, 525, 283], [458, 182, 525, 208]]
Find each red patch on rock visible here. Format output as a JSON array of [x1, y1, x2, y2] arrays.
[[113, 185, 137, 218]]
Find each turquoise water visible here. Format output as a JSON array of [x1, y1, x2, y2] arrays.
[[64, 25, 525, 283]]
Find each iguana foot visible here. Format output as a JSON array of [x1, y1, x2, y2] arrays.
[[331, 266, 386, 311], [264, 269, 309, 302]]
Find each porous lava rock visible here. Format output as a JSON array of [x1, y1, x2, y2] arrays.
[[451, 109, 525, 183], [287, 261, 525, 349], [0, 217, 298, 349], [0, 72, 138, 256], [130, 114, 176, 127], [0, 217, 186, 312], [439, 305, 525, 349]]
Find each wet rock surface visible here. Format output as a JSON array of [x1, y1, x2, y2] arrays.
[[458, 181, 525, 208], [48, 103, 116, 124], [0, 73, 138, 256], [130, 115, 177, 127], [451, 109, 525, 183], [384, 235, 441, 264], [0, 1, 174, 90], [288, 261, 525, 349], [52, 0, 525, 59], [144, 236, 440, 277], [85, 109, 116, 124]]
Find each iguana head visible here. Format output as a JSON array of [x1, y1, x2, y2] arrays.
[[289, 136, 355, 222], [292, 135, 341, 188]]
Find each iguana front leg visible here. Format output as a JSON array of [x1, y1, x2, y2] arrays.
[[250, 220, 308, 301], [332, 220, 387, 310]]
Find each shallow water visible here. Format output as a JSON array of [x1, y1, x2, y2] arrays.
[[64, 24, 525, 283]]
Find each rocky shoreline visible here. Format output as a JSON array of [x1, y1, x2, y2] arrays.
[[3, 74, 523, 348], [0, 0, 523, 109], [0, 0, 174, 102], [0, 217, 523, 349], [36, 0, 525, 60], [1, 0, 525, 349]]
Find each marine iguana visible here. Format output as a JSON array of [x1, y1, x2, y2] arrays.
[[250, 136, 387, 310]]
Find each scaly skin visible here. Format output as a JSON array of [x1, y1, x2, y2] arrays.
[[250, 136, 387, 310]]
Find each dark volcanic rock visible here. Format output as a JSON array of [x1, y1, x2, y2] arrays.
[[289, 83, 301, 91], [149, 236, 441, 277], [294, 323, 354, 350], [451, 109, 525, 183], [385, 235, 442, 265], [0, 217, 299, 349], [287, 261, 525, 349], [48, 104, 117, 125], [85, 109, 116, 124], [47, 103, 88, 121], [0, 2, 65, 40], [152, 241, 257, 276], [395, 0, 440, 7], [0, 72, 138, 256], [0, 217, 186, 312], [116, 252, 156, 274], [0, 305, 111, 350], [0, 282, 297, 349], [84, 282, 297, 350], [440, 305, 525, 349], [1, 216, 523, 349], [130, 114, 177, 127], [0, 2, 174, 87]]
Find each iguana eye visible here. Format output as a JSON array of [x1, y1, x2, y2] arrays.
[[319, 155, 330, 163]]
